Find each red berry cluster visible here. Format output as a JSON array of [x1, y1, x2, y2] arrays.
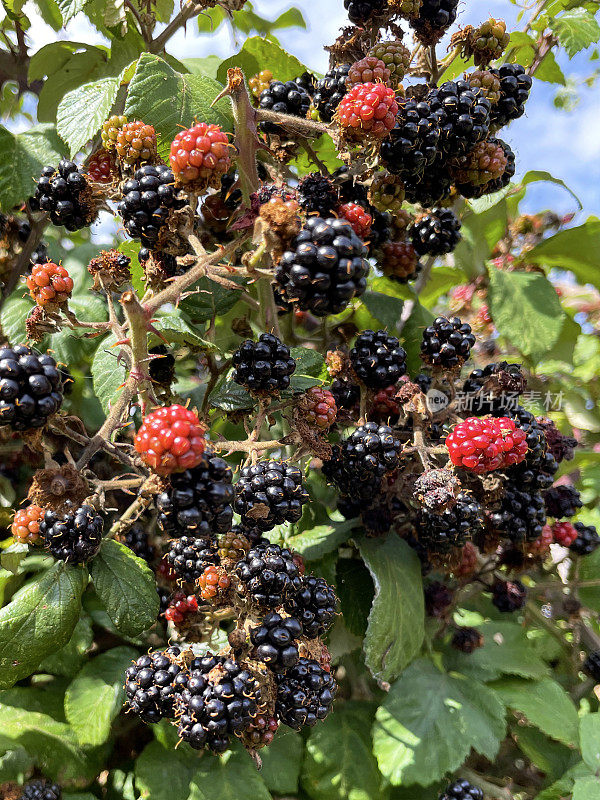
[[370, 385, 400, 423], [552, 520, 578, 547], [115, 121, 157, 165], [12, 504, 44, 544], [337, 82, 398, 139], [338, 202, 372, 238], [169, 122, 231, 186], [197, 564, 231, 601], [446, 416, 528, 473], [87, 149, 113, 183], [26, 262, 74, 309], [164, 591, 198, 624], [302, 386, 338, 430], [134, 404, 206, 476], [530, 524, 554, 555]]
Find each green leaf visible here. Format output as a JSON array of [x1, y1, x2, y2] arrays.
[[0, 294, 31, 346], [573, 776, 600, 800], [259, 728, 303, 795], [536, 762, 594, 800], [90, 539, 159, 637], [65, 646, 138, 746], [153, 313, 213, 349], [135, 740, 197, 800], [0, 746, 34, 783], [303, 702, 386, 800], [290, 346, 326, 378], [361, 291, 404, 330], [359, 534, 424, 682], [37, 615, 94, 677], [56, 76, 121, 156], [1, 543, 28, 575], [550, 9, 600, 56], [487, 266, 566, 364], [419, 266, 467, 309], [0, 124, 66, 210], [217, 35, 305, 86], [336, 558, 374, 638], [443, 621, 550, 681], [373, 660, 506, 786], [288, 520, 355, 561], [209, 377, 253, 411], [0, 562, 87, 688], [56, 0, 87, 24], [527, 219, 600, 288], [190, 743, 271, 800], [577, 547, 600, 612], [91, 334, 128, 415], [180, 276, 243, 324], [580, 713, 600, 771], [181, 56, 222, 80], [491, 677, 579, 747], [124, 53, 233, 161], [511, 724, 575, 782]]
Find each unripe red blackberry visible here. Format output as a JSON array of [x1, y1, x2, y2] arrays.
[[284, 575, 337, 638], [350, 329, 407, 389], [381, 240, 422, 283], [297, 173, 339, 217], [232, 332, 296, 394], [134, 404, 206, 476], [530, 523, 554, 555], [492, 579, 527, 612], [368, 40, 411, 88], [347, 56, 391, 89], [165, 536, 219, 584], [370, 385, 400, 423], [275, 657, 336, 729], [451, 626, 484, 654], [411, 0, 459, 43], [344, 0, 386, 24], [156, 451, 234, 538], [337, 201, 373, 239], [101, 114, 128, 151], [12, 504, 44, 544], [410, 209, 461, 256], [29, 160, 93, 232], [87, 149, 113, 183], [0, 346, 64, 431], [169, 122, 231, 187], [467, 69, 502, 105], [125, 646, 187, 723], [39, 501, 103, 563], [421, 316, 476, 369], [490, 64, 532, 129], [456, 137, 515, 199], [115, 120, 157, 166], [236, 541, 302, 608], [276, 216, 369, 317], [313, 64, 350, 123], [552, 521, 578, 547], [451, 138, 508, 187], [26, 261, 74, 310], [243, 713, 279, 749], [584, 650, 600, 682], [259, 80, 311, 134], [440, 779, 484, 800], [250, 611, 302, 671], [164, 591, 198, 624], [570, 522, 600, 556], [380, 94, 441, 179], [117, 164, 185, 247], [544, 485, 582, 519], [197, 564, 231, 601], [299, 385, 337, 430], [368, 172, 406, 215], [417, 492, 482, 554], [446, 417, 528, 473], [338, 82, 398, 140]]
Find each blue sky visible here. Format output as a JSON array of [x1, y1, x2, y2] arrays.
[[14, 0, 600, 218]]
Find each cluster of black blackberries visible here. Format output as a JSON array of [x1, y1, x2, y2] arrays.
[[490, 481, 546, 543], [490, 64, 533, 129], [275, 657, 336, 730], [381, 96, 441, 179], [285, 575, 338, 638], [314, 64, 350, 122], [117, 164, 184, 246], [18, 781, 62, 800], [492, 579, 527, 612], [30, 160, 91, 231], [544, 484, 583, 518], [410, 209, 462, 256], [236, 541, 302, 608], [421, 316, 476, 368], [439, 779, 484, 800], [259, 80, 311, 133], [297, 173, 340, 217], [344, 0, 386, 24], [430, 80, 491, 155], [0, 346, 64, 431], [570, 522, 600, 556], [276, 216, 369, 317], [165, 535, 218, 583], [350, 330, 407, 389], [417, 493, 482, 554], [234, 459, 309, 531], [156, 451, 234, 537], [125, 646, 187, 723], [122, 521, 156, 563], [40, 502, 103, 563], [232, 333, 296, 394], [250, 611, 302, 671]]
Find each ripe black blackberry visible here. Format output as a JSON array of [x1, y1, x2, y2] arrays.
[[276, 216, 369, 317], [456, 138, 515, 199], [490, 64, 532, 129], [324, 446, 383, 502], [350, 330, 407, 389], [313, 64, 351, 122], [330, 377, 360, 410], [544, 484, 583, 519], [231, 521, 265, 546], [421, 316, 476, 368], [231, 332, 296, 394], [31, 241, 49, 265], [410, 209, 461, 256], [284, 575, 337, 638], [165, 536, 219, 584], [584, 650, 600, 682], [148, 345, 175, 386], [0, 345, 64, 431], [276, 657, 336, 730], [429, 80, 492, 156], [489, 482, 546, 543], [344, 0, 386, 24], [175, 654, 260, 753], [341, 422, 402, 480], [30, 160, 92, 231], [40, 502, 103, 563], [403, 155, 453, 206], [18, 780, 62, 800], [439, 779, 484, 800], [122, 521, 156, 563], [368, 208, 392, 255], [417, 492, 483, 554], [259, 80, 311, 133], [297, 173, 339, 217], [117, 164, 184, 247], [250, 611, 302, 671], [380, 95, 441, 179], [234, 460, 309, 531], [156, 451, 234, 538], [570, 522, 600, 556], [463, 360, 526, 403], [411, 0, 459, 42], [451, 626, 484, 654], [424, 581, 453, 618], [236, 541, 302, 608], [414, 373, 433, 393], [294, 71, 317, 96], [124, 646, 187, 723], [492, 579, 527, 612]]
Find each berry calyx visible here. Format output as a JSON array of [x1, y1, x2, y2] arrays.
[[446, 416, 528, 473], [337, 82, 398, 139], [134, 404, 206, 476], [26, 261, 74, 310], [170, 122, 231, 187], [11, 504, 44, 544]]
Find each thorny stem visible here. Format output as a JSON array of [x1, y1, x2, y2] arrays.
[[149, 1, 208, 53], [120, 290, 156, 415], [428, 44, 439, 86]]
